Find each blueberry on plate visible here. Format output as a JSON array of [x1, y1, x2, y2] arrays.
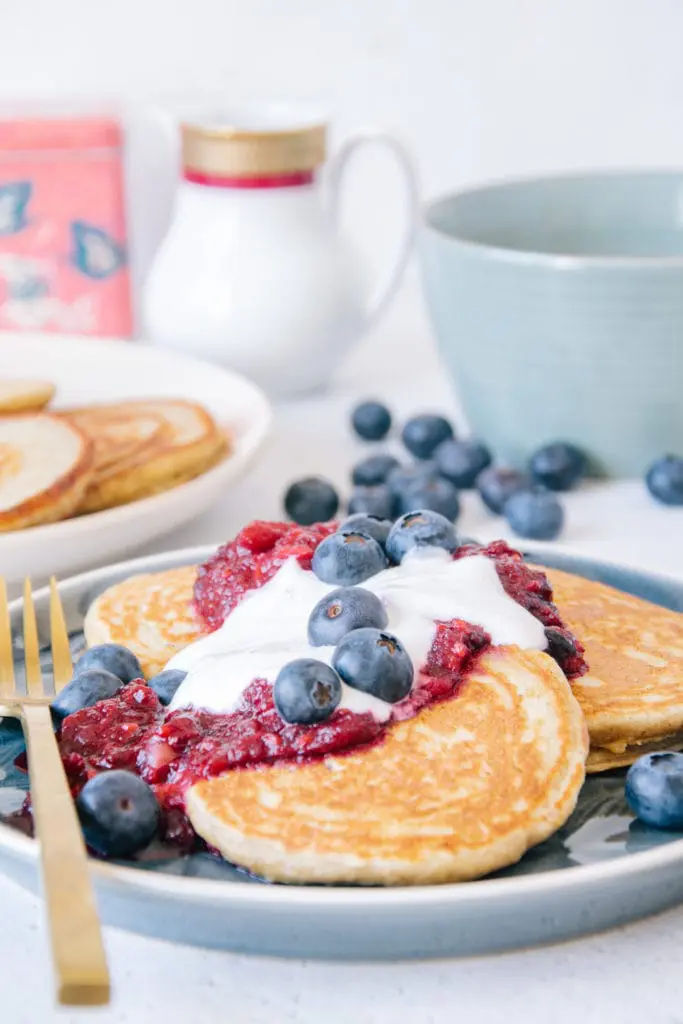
[[529, 442, 587, 491], [312, 530, 387, 586], [351, 453, 400, 487], [284, 477, 340, 526], [147, 669, 187, 707], [76, 770, 160, 858], [401, 414, 454, 460], [339, 512, 392, 546], [332, 628, 413, 703], [504, 488, 564, 541], [476, 466, 529, 514], [308, 587, 388, 646], [273, 659, 342, 724], [351, 400, 392, 441], [645, 454, 683, 506], [74, 643, 142, 684], [387, 460, 439, 496], [52, 668, 124, 719], [386, 509, 459, 563], [394, 476, 460, 521], [347, 486, 395, 521], [435, 438, 492, 489], [625, 752, 683, 830]]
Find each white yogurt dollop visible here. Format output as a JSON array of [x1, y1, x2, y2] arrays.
[[167, 550, 548, 720]]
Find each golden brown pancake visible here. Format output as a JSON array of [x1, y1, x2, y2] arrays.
[[0, 379, 55, 413], [186, 647, 588, 885], [544, 566, 683, 772]]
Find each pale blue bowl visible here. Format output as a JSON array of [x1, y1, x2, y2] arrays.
[[419, 171, 683, 476]]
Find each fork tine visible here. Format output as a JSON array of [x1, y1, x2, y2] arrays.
[[49, 578, 72, 692], [0, 577, 15, 697], [23, 578, 43, 698]]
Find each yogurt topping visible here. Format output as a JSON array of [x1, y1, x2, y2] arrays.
[[168, 549, 548, 720]]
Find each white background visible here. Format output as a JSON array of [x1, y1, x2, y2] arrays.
[[4, 0, 683, 317]]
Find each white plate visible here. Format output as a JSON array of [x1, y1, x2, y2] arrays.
[[0, 333, 271, 585], [2, 546, 683, 960]]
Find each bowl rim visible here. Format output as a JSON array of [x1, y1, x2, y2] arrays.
[[421, 167, 683, 268]]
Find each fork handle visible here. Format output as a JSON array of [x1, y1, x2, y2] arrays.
[[22, 703, 110, 1006]]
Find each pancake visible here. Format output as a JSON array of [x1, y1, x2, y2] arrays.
[[186, 647, 588, 885], [0, 379, 55, 413], [83, 566, 207, 678], [0, 413, 93, 531], [64, 406, 169, 479], [543, 566, 683, 772]]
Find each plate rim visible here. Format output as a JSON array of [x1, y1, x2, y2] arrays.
[[3, 542, 683, 910]]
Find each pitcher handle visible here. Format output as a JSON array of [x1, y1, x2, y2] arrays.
[[328, 131, 419, 328]]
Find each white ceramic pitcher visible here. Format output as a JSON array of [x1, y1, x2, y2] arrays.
[[143, 104, 418, 397]]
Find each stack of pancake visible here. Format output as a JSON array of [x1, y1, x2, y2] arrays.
[[0, 379, 229, 531]]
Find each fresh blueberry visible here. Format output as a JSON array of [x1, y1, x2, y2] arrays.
[[308, 587, 388, 646], [332, 628, 413, 703], [387, 460, 439, 495], [52, 669, 123, 719], [476, 466, 529, 514], [401, 414, 454, 460], [435, 438, 492, 488], [284, 477, 339, 526], [504, 488, 564, 541], [74, 643, 142, 684], [352, 453, 400, 487], [386, 510, 459, 563], [273, 659, 342, 724], [544, 627, 578, 665], [339, 513, 392, 546], [147, 669, 187, 707], [645, 454, 683, 506], [347, 486, 395, 520], [351, 400, 392, 441], [625, 752, 683, 830], [529, 442, 587, 491], [312, 530, 388, 585], [76, 770, 160, 858], [394, 476, 460, 521]]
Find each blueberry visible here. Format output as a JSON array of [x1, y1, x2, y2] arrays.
[[401, 414, 454, 460], [625, 752, 683, 830], [529, 442, 587, 491], [351, 400, 392, 441], [339, 513, 392, 546], [347, 486, 395, 520], [435, 439, 492, 488], [351, 453, 400, 487], [312, 530, 387, 585], [387, 461, 439, 495], [308, 587, 388, 646], [76, 770, 160, 858], [273, 659, 342, 724], [52, 668, 123, 719], [386, 510, 459, 563], [645, 454, 683, 506], [394, 477, 460, 521], [544, 627, 578, 665], [147, 669, 187, 707], [284, 477, 339, 526], [476, 466, 529, 514], [74, 643, 142, 684], [504, 488, 564, 541], [332, 628, 413, 704]]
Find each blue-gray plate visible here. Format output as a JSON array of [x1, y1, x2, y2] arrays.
[[1, 545, 683, 960]]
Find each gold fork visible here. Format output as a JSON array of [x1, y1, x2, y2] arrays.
[[0, 576, 110, 1006]]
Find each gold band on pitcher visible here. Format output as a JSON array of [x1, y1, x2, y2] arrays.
[[181, 122, 327, 179]]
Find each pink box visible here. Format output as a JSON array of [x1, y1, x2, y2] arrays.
[[0, 117, 133, 337]]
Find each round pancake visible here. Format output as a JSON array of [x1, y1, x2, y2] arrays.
[[63, 407, 169, 479], [0, 379, 55, 413], [0, 413, 93, 531], [186, 647, 588, 885], [83, 566, 207, 678], [543, 566, 683, 771]]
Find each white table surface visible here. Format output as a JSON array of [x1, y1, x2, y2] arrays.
[[3, 284, 683, 1023]]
